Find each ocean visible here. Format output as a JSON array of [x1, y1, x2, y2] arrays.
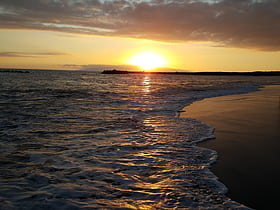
[[0, 70, 279, 209]]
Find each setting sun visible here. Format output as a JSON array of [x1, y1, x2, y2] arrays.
[[127, 51, 167, 71]]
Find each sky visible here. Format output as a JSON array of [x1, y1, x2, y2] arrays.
[[0, 0, 279, 72]]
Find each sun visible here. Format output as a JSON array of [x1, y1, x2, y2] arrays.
[[127, 51, 167, 71]]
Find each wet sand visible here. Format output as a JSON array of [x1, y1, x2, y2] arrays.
[[181, 85, 280, 209]]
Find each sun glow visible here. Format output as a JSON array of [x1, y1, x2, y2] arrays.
[[127, 51, 167, 71]]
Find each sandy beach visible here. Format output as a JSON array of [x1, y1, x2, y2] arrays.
[[181, 85, 280, 209]]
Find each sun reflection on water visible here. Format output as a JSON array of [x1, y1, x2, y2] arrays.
[[142, 76, 151, 94]]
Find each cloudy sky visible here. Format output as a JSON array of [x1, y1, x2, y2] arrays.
[[0, 0, 279, 71]]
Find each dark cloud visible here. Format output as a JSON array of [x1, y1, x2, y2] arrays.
[[0, 51, 67, 57], [78, 64, 140, 71], [63, 64, 179, 71], [0, 0, 279, 51], [62, 64, 140, 71]]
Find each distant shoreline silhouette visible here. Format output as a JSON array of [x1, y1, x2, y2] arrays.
[[0, 69, 30, 73], [102, 69, 280, 76]]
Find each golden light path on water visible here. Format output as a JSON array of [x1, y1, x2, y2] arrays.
[[142, 76, 151, 94], [108, 75, 245, 209], [106, 76, 201, 209]]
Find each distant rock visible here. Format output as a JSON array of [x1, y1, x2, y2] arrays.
[[0, 69, 30, 73]]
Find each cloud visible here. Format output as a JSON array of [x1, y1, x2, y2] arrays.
[[63, 64, 140, 71], [0, 0, 279, 51], [63, 64, 180, 71], [0, 51, 67, 58]]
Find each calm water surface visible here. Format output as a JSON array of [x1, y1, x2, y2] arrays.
[[0, 70, 279, 209]]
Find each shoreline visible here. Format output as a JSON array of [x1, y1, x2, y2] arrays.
[[181, 85, 280, 209], [102, 69, 280, 76]]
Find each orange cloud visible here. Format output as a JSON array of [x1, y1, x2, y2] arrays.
[[0, 51, 67, 58]]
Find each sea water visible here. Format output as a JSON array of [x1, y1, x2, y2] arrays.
[[0, 70, 279, 209]]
